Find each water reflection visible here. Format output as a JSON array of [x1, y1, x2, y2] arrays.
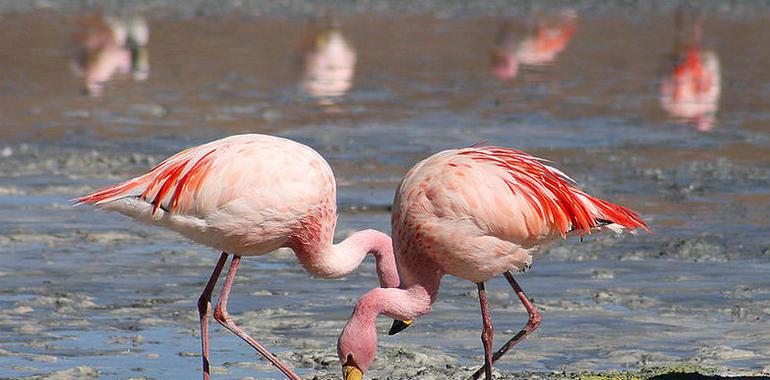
[[490, 10, 577, 81], [659, 13, 721, 131], [299, 25, 356, 103], [69, 14, 149, 97]]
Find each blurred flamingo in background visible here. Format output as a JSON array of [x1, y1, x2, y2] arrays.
[[70, 14, 149, 96], [490, 10, 577, 81], [660, 11, 721, 131], [76, 134, 403, 380], [299, 24, 357, 102], [337, 147, 648, 380]]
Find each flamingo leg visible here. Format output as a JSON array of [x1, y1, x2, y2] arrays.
[[197, 252, 229, 380], [213, 255, 302, 380], [476, 282, 494, 380], [470, 271, 542, 380]]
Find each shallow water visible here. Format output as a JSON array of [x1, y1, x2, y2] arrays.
[[1, 5, 769, 380]]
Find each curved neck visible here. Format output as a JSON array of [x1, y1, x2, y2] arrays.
[[293, 229, 399, 288], [354, 283, 437, 323], [337, 273, 442, 372], [346, 260, 443, 330]]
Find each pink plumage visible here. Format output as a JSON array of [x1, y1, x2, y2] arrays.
[[77, 134, 399, 380], [659, 16, 721, 132], [660, 46, 721, 131], [460, 147, 646, 235], [338, 146, 649, 379], [77, 145, 217, 216], [392, 146, 647, 283]]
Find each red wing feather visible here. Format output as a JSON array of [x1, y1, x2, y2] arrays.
[[75, 148, 218, 215], [461, 147, 648, 235], [74, 178, 143, 206], [145, 157, 193, 214], [169, 149, 217, 210]]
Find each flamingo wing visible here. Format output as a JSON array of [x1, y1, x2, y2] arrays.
[[396, 147, 647, 250], [75, 140, 220, 216], [75, 134, 335, 219], [461, 147, 647, 237]]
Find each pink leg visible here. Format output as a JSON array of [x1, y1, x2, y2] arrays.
[[477, 282, 494, 380], [470, 271, 542, 380], [197, 252, 228, 380], [213, 255, 302, 380]]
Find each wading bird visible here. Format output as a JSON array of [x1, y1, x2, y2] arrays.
[[337, 146, 648, 380], [76, 134, 402, 380], [300, 26, 357, 102], [70, 14, 149, 96], [659, 12, 720, 131], [490, 10, 577, 81]]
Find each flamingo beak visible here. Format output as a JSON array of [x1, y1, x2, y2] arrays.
[[342, 365, 363, 380], [388, 319, 413, 335]]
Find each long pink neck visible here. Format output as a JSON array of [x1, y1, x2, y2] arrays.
[[292, 229, 400, 288], [344, 247, 444, 324], [337, 270, 442, 371], [353, 279, 440, 323]]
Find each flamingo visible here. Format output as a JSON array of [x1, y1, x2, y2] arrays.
[[300, 27, 357, 101], [70, 15, 149, 96], [659, 13, 720, 131], [490, 10, 578, 81], [75, 134, 403, 380], [337, 147, 649, 380]]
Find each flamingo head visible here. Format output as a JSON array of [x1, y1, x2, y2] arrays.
[[337, 308, 378, 379]]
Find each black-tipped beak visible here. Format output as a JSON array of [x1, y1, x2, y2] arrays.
[[388, 319, 413, 335]]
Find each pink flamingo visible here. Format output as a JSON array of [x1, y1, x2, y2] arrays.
[[660, 15, 720, 132], [70, 15, 149, 96], [75, 134, 402, 380], [70, 15, 131, 96], [337, 147, 648, 380], [490, 10, 578, 81], [300, 27, 357, 101]]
